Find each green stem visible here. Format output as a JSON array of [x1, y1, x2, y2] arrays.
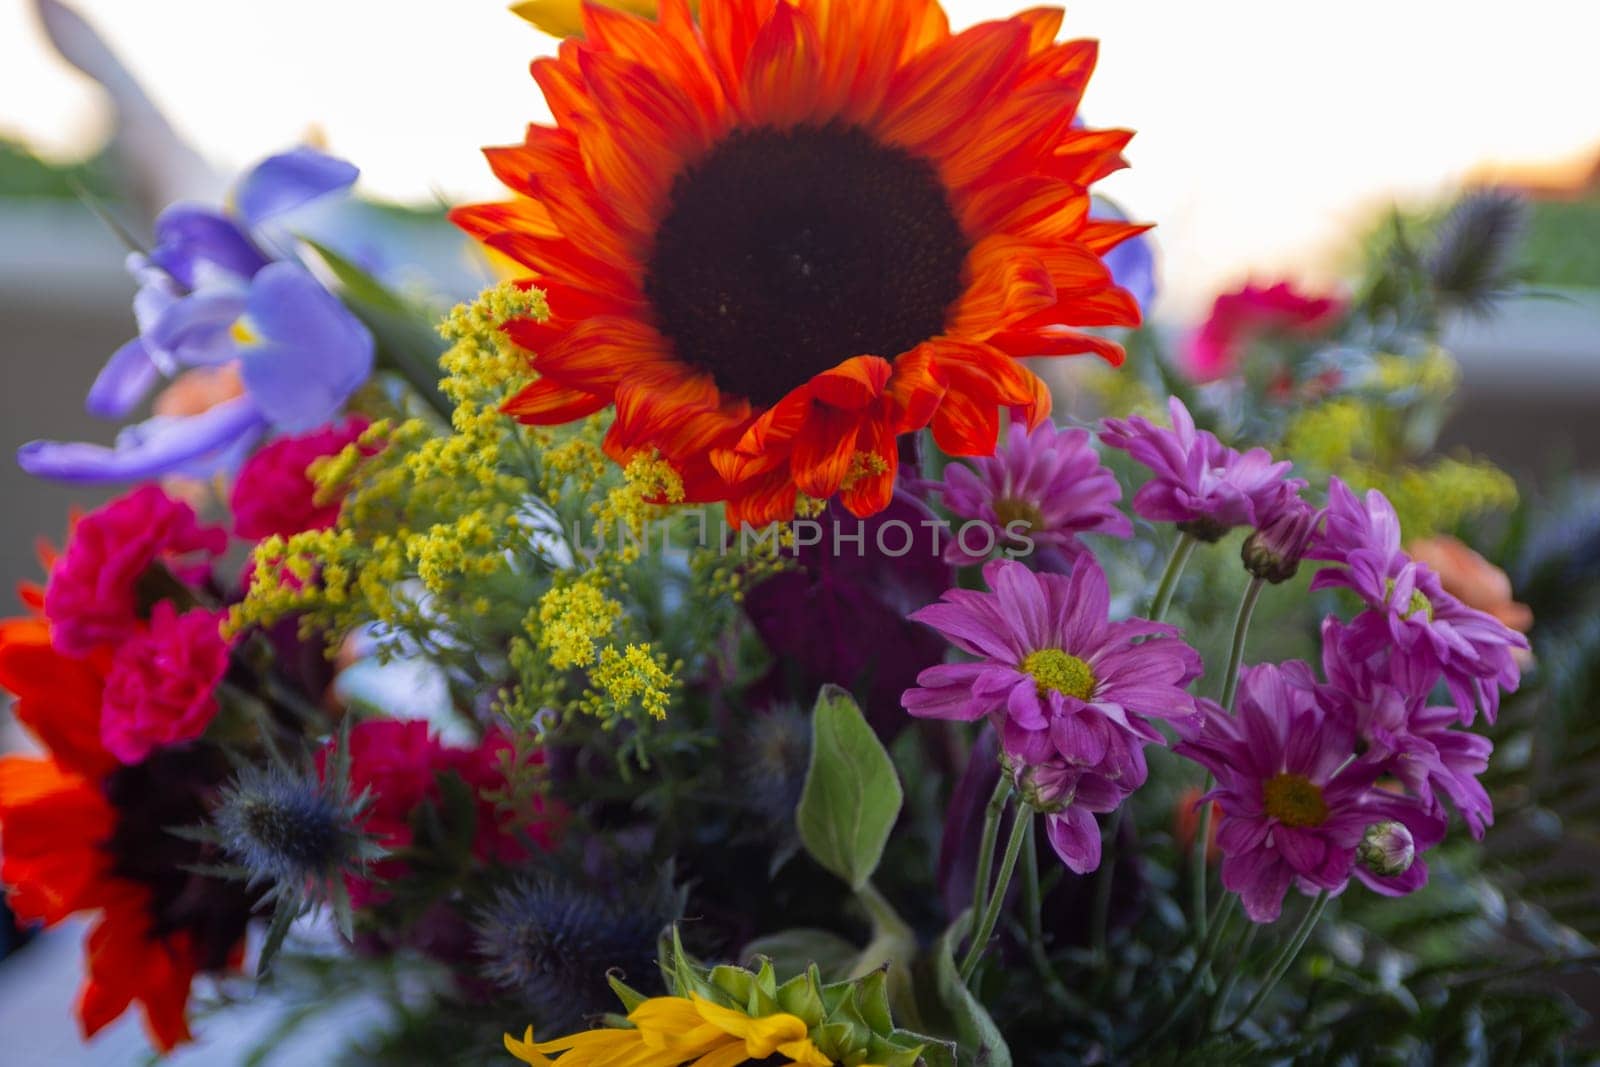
[[960, 802, 1032, 984], [1150, 532, 1198, 621], [1120, 895, 1237, 1058], [1225, 892, 1329, 1033], [1193, 577, 1267, 937], [1218, 577, 1266, 713], [970, 775, 1012, 934], [1020, 813, 1071, 1005], [1206, 920, 1260, 1031], [1089, 807, 1123, 963]]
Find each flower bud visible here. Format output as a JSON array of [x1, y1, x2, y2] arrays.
[[1358, 820, 1415, 877], [1243, 496, 1322, 583], [1009, 757, 1075, 814]]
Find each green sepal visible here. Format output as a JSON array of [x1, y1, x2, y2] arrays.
[[607, 972, 649, 1014]]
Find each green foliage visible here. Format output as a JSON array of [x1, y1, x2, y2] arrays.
[[796, 685, 904, 892], [930, 911, 1012, 1067]]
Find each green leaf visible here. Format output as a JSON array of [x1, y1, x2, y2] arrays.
[[300, 238, 451, 420], [932, 910, 1012, 1067], [796, 685, 903, 891], [256, 900, 300, 979]]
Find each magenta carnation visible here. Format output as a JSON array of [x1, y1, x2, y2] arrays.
[[231, 417, 371, 541], [933, 420, 1131, 568], [1309, 478, 1526, 724], [904, 557, 1201, 810], [1182, 281, 1344, 382], [99, 604, 232, 764], [1175, 663, 1445, 923], [44, 485, 229, 657], [1099, 397, 1301, 541]]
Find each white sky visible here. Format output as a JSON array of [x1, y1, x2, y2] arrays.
[[3, 0, 1599, 315]]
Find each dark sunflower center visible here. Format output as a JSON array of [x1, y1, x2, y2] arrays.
[[644, 124, 969, 407], [102, 748, 259, 970]]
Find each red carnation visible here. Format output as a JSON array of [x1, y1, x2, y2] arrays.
[[99, 604, 233, 765], [231, 417, 372, 541], [44, 485, 228, 658], [1182, 281, 1344, 382]]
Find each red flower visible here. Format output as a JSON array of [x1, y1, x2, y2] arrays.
[[327, 721, 561, 908], [0, 613, 251, 1052], [456, 0, 1144, 524], [100, 605, 233, 765], [231, 418, 373, 541], [43, 486, 228, 658], [1182, 281, 1344, 382]]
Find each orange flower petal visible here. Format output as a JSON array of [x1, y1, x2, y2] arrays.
[[808, 355, 893, 411], [792, 406, 863, 498], [875, 20, 1030, 159], [502, 379, 611, 423]]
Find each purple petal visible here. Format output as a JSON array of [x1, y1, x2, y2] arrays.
[[234, 148, 359, 229], [150, 205, 269, 288], [236, 262, 374, 431], [17, 397, 267, 483], [148, 288, 251, 366], [1046, 807, 1103, 874], [85, 338, 162, 418]]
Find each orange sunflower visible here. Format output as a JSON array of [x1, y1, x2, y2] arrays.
[[454, 0, 1143, 524], [0, 603, 253, 1051]]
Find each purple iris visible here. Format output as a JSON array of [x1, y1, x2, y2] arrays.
[[1307, 479, 1527, 725], [17, 148, 373, 483]]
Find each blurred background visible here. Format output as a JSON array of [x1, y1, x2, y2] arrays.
[[0, 0, 1598, 1059]]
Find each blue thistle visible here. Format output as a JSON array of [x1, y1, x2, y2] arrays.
[[196, 723, 382, 973], [475, 875, 677, 1027], [213, 764, 369, 890], [1427, 188, 1527, 315], [735, 703, 811, 833]]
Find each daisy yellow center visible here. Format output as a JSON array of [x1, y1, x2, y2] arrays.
[[993, 497, 1045, 534], [645, 123, 970, 407], [1384, 578, 1433, 620], [1022, 649, 1096, 701], [1262, 772, 1329, 828]]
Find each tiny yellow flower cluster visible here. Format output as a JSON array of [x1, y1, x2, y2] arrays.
[[538, 427, 609, 505], [594, 451, 688, 548], [582, 643, 680, 724], [1283, 400, 1370, 472], [1367, 346, 1459, 397], [840, 451, 889, 492], [1282, 397, 1517, 536], [537, 576, 623, 671]]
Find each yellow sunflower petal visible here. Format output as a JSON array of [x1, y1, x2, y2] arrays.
[[688, 995, 824, 1060], [776, 1038, 835, 1066], [510, 0, 661, 39], [505, 1026, 555, 1065]]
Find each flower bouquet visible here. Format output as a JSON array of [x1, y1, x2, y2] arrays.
[[3, 1, 1597, 1063]]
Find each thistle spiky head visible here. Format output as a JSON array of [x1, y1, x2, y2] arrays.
[[475, 871, 681, 1028]]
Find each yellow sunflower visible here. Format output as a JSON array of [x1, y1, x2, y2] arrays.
[[456, 0, 1143, 524], [505, 992, 835, 1065]]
